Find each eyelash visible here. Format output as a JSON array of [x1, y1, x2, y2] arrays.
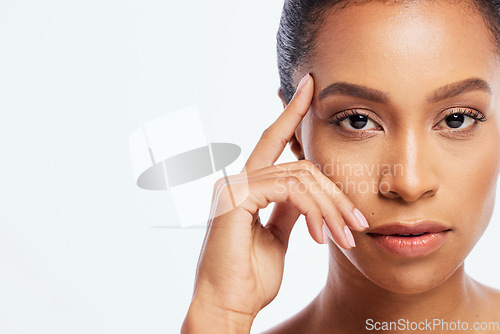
[[443, 108, 486, 122], [333, 109, 370, 124], [330, 107, 487, 130]]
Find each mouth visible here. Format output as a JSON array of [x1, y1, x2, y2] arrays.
[[366, 221, 452, 257]]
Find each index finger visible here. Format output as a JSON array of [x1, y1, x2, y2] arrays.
[[241, 73, 314, 173]]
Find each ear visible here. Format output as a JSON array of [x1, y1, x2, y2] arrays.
[[278, 87, 305, 161]]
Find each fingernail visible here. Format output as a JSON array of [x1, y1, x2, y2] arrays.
[[344, 226, 356, 248], [296, 73, 310, 92], [322, 224, 329, 244], [353, 208, 369, 228]]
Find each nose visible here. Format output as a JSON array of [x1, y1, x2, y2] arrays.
[[379, 129, 439, 203]]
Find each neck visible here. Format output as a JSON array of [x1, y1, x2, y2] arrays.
[[315, 246, 476, 333]]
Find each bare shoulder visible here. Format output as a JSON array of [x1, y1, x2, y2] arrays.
[[482, 284, 500, 314], [470, 277, 500, 315]]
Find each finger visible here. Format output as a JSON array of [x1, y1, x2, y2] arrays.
[[241, 73, 314, 173], [243, 171, 352, 249], [244, 160, 370, 231], [276, 168, 354, 249], [265, 202, 300, 251], [324, 221, 356, 249], [212, 171, 353, 249], [234, 175, 325, 245]]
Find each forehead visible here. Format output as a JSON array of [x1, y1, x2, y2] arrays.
[[310, 1, 499, 104]]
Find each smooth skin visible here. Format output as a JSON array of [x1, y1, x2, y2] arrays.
[[182, 1, 500, 333]]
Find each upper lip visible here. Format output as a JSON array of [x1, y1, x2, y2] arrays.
[[366, 220, 452, 236]]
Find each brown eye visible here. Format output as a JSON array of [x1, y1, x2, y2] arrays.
[[346, 115, 369, 129], [444, 114, 467, 129], [438, 114, 474, 130], [334, 110, 379, 131]]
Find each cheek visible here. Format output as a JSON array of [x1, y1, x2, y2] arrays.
[[453, 130, 500, 241], [301, 121, 388, 216]]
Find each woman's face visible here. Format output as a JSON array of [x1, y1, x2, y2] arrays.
[[289, 1, 500, 293]]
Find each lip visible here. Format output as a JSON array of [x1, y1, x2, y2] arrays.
[[367, 221, 452, 257]]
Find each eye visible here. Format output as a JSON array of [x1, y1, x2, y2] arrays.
[[331, 109, 380, 131], [436, 108, 486, 130]]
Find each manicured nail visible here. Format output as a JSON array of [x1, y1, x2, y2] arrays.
[[322, 224, 329, 244], [353, 208, 369, 228], [296, 73, 310, 92], [344, 226, 356, 248]]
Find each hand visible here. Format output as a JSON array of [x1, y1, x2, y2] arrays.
[[181, 73, 369, 333]]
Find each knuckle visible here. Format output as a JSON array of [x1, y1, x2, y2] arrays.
[[288, 169, 313, 186], [216, 180, 242, 206], [261, 127, 288, 147], [214, 177, 228, 192], [214, 176, 240, 201], [218, 183, 231, 199], [261, 127, 272, 139], [284, 175, 301, 187], [324, 209, 341, 223], [297, 168, 314, 178], [307, 204, 322, 220], [278, 135, 288, 148]]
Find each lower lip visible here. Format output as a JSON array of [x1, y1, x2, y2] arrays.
[[368, 231, 450, 257]]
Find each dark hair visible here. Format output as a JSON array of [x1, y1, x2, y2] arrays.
[[276, 0, 500, 104]]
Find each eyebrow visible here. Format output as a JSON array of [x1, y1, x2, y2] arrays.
[[427, 78, 492, 103], [318, 78, 492, 104]]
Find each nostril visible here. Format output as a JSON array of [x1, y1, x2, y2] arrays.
[[381, 190, 400, 199]]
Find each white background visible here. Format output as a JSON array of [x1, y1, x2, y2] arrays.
[[0, 1, 499, 333]]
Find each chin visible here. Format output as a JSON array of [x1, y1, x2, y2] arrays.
[[363, 263, 457, 295], [339, 242, 468, 295]]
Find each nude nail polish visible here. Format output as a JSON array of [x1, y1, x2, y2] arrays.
[[296, 73, 310, 92], [344, 226, 356, 248], [354, 208, 369, 228]]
